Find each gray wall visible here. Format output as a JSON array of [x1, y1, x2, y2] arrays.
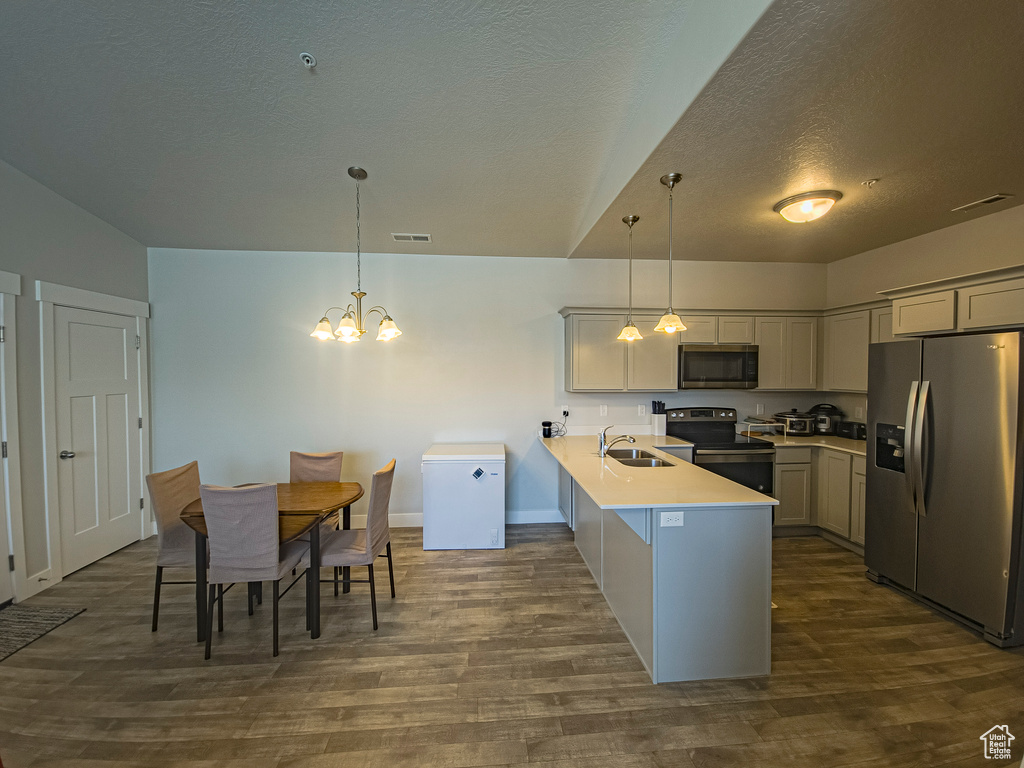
[[0, 160, 148, 576]]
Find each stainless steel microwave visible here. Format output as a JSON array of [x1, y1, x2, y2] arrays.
[[679, 344, 759, 389]]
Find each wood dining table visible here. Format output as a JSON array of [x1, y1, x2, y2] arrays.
[[181, 481, 364, 643]]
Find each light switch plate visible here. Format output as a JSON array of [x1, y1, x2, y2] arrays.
[[599, 404, 607, 416]]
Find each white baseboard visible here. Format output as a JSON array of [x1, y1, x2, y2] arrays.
[[380, 510, 564, 528]]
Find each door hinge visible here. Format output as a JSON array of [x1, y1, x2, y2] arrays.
[[135, 335, 141, 349], [138, 417, 143, 429], [140, 497, 145, 510], [0, 325, 5, 343], [1, 442, 6, 459], [8, 554, 13, 573]]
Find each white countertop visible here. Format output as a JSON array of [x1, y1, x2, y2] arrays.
[[540, 435, 777, 510], [755, 434, 867, 456]]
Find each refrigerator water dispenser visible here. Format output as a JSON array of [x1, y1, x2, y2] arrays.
[[874, 423, 906, 473]]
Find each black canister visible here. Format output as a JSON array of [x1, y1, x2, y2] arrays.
[[542, 421, 552, 438]]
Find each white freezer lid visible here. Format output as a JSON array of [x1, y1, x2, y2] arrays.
[[422, 442, 506, 462]]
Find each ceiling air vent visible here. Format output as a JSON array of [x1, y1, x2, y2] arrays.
[[951, 194, 1013, 213], [391, 232, 432, 243]]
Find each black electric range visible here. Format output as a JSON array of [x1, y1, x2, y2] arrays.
[[666, 407, 774, 494]]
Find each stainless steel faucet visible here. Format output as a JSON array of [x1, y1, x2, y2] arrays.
[[599, 425, 635, 457]]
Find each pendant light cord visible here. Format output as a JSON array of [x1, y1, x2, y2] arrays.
[[355, 179, 362, 293], [667, 187, 673, 312], [627, 226, 634, 322]]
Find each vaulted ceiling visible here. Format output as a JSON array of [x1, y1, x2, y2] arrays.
[[1, 0, 1021, 263]]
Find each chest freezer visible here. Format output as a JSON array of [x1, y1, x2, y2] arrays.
[[422, 443, 506, 550]]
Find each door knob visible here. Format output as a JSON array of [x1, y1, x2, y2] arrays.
[[59, 450, 76, 459]]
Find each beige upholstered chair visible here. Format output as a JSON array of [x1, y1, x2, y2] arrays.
[[146, 461, 202, 632], [290, 450, 345, 537], [310, 459, 396, 630], [199, 483, 310, 659], [289, 450, 344, 482]]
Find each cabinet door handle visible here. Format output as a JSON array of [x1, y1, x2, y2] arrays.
[[59, 450, 76, 459]]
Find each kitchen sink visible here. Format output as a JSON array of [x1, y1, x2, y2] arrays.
[[617, 457, 675, 468], [606, 448, 657, 460]]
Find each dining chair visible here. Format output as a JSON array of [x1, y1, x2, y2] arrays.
[[290, 450, 346, 536], [289, 450, 344, 482], [145, 460, 202, 632], [199, 483, 310, 659], [311, 459, 396, 630]]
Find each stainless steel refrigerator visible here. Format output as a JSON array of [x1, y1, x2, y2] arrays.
[[865, 331, 1024, 646]]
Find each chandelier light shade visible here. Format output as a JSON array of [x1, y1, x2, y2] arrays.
[[654, 173, 686, 335], [773, 190, 842, 223], [617, 215, 643, 342], [310, 167, 402, 344]]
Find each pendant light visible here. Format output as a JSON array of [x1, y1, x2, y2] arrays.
[[654, 173, 686, 334], [310, 167, 402, 343], [617, 215, 642, 341]]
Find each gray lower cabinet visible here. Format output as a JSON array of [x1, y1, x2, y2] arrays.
[[818, 449, 853, 538], [851, 456, 867, 545], [773, 447, 812, 526], [574, 485, 603, 588], [557, 465, 574, 530], [574, 487, 772, 683]]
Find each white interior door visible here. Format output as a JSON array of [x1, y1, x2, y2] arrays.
[[0, 294, 13, 604], [55, 306, 142, 574]]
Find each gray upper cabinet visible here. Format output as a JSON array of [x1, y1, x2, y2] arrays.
[[676, 316, 717, 344], [677, 315, 754, 345], [958, 276, 1024, 330], [870, 307, 894, 344], [892, 290, 957, 335], [755, 316, 817, 390], [563, 312, 677, 392], [627, 317, 679, 391], [824, 310, 870, 392], [566, 314, 627, 391]]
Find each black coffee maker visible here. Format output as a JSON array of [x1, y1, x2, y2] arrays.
[[808, 403, 843, 435]]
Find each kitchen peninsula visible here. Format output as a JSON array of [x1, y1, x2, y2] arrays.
[[541, 435, 777, 683]]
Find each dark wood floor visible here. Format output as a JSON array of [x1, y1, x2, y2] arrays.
[[2, 525, 1023, 767]]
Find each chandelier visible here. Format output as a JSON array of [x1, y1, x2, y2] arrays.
[[310, 167, 402, 344]]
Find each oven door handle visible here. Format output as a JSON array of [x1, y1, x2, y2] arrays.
[[695, 451, 775, 463]]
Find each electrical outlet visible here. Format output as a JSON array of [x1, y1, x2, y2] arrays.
[[756, 403, 765, 415], [561, 405, 569, 417], [855, 407, 864, 419], [638, 404, 646, 417], [490, 528, 499, 545], [661, 511, 684, 527], [600, 404, 608, 417]]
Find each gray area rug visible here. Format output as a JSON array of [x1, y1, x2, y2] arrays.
[[0, 605, 85, 661]]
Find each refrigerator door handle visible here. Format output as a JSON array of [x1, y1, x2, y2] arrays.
[[904, 380, 920, 514], [913, 380, 930, 517]]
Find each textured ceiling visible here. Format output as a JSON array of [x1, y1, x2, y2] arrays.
[[1, 1, 1021, 263], [0, 0, 740, 258], [573, 0, 1024, 263]]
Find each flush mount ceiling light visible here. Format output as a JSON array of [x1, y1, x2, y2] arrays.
[[310, 167, 402, 344], [653, 173, 686, 335], [773, 190, 843, 223], [617, 215, 642, 342]]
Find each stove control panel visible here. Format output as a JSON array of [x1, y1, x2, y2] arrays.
[[667, 408, 737, 422]]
